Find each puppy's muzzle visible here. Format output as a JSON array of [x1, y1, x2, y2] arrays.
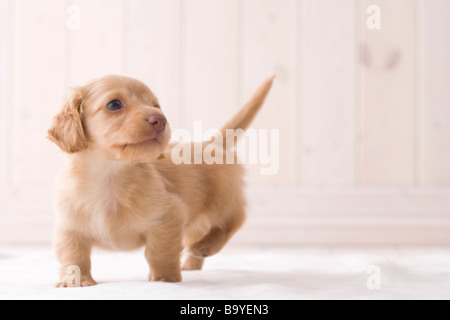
[[147, 114, 167, 133]]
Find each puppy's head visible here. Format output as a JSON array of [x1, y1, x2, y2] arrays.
[[48, 75, 171, 162]]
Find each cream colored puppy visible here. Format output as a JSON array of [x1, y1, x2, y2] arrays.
[[48, 75, 274, 287]]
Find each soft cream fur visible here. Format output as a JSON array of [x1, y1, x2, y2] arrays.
[[48, 75, 274, 287]]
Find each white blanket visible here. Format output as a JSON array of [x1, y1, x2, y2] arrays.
[[0, 245, 449, 300]]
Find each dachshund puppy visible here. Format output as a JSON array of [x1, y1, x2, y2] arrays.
[[48, 75, 274, 287]]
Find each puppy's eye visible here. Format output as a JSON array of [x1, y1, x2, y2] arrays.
[[106, 100, 123, 111]]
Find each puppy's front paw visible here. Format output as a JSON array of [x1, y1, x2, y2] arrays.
[[149, 272, 182, 283], [56, 276, 97, 288]]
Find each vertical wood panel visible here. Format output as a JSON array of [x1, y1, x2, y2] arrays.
[[185, 0, 240, 135], [357, 0, 417, 185], [0, 0, 9, 193], [242, 0, 297, 185], [420, 0, 450, 186], [12, 0, 66, 188], [300, 0, 355, 186], [68, 0, 124, 86], [127, 0, 183, 129]]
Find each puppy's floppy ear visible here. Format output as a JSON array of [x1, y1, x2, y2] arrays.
[[48, 88, 88, 153]]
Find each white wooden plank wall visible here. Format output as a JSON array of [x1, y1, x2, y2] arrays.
[[300, 0, 355, 186], [68, 0, 124, 85], [11, 0, 66, 192], [242, 0, 297, 185], [2, 0, 448, 188], [0, 0, 450, 244], [184, 0, 240, 136], [127, 0, 184, 129], [419, 0, 450, 186], [357, 0, 417, 186], [0, 0, 9, 195]]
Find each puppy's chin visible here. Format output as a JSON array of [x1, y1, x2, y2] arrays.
[[107, 133, 171, 163]]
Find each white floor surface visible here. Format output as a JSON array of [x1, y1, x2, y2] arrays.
[[0, 245, 449, 300]]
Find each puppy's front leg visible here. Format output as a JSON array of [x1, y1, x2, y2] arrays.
[[55, 228, 97, 288], [144, 213, 183, 283]]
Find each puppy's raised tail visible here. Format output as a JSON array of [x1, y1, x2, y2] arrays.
[[219, 75, 275, 144]]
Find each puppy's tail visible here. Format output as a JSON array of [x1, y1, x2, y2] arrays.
[[219, 75, 275, 147]]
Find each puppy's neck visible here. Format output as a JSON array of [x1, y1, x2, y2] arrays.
[[70, 148, 149, 178]]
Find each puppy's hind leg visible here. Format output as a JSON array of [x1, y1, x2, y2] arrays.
[[181, 252, 205, 271], [188, 208, 245, 258], [181, 215, 210, 271]]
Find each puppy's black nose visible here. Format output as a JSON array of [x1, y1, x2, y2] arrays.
[[147, 114, 167, 133]]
